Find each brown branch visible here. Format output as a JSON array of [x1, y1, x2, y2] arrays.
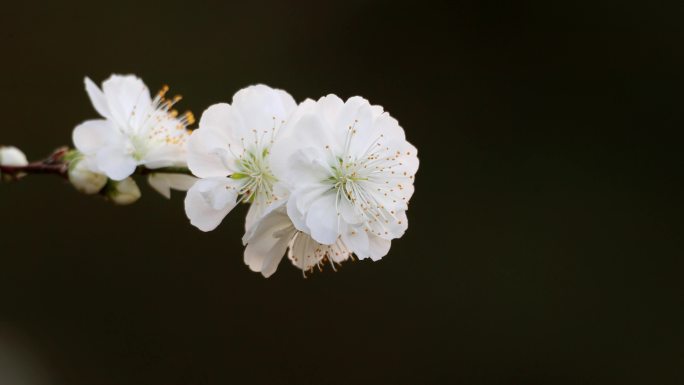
[[1, 145, 193, 181], [1, 146, 70, 179], [0, 162, 69, 178]]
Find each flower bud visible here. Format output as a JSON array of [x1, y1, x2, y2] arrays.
[[106, 178, 141, 205], [0, 146, 28, 166], [68, 158, 107, 194], [0, 146, 29, 181]]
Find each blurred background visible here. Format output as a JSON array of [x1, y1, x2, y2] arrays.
[[1, 0, 683, 384]]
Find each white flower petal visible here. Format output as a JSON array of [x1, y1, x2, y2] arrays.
[[283, 147, 331, 186], [245, 203, 264, 236], [270, 113, 335, 181], [184, 178, 239, 232], [101, 74, 151, 130], [367, 233, 392, 261], [286, 194, 308, 233], [231, 84, 296, 137], [148, 173, 197, 199], [84, 77, 111, 118], [290, 183, 331, 222], [288, 232, 324, 272], [333, 96, 370, 137], [142, 144, 187, 169], [72, 119, 116, 155], [95, 146, 137, 181], [315, 94, 345, 123], [341, 226, 369, 258], [243, 206, 295, 278], [187, 125, 234, 178], [305, 192, 340, 245]]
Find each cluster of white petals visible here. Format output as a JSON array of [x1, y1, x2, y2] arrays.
[[71, 75, 196, 200], [4, 75, 418, 277], [185, 85, 419, 277], [184, 85, 296, 232]]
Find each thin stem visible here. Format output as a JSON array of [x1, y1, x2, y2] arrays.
[[1, 147, 194, 181], [0, 162, 69, 178]]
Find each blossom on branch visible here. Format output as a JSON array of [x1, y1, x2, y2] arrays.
[[242, 94, 419, 276], [184, 85, 296, 232], [72, 74, 196, 198]]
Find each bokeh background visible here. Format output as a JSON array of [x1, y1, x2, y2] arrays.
[[1, 0, 683, 384]]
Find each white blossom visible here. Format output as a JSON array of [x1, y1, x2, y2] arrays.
[[269, 95, 419, 261], [184, 85, 296, 232], [72, 74, 195, 197]]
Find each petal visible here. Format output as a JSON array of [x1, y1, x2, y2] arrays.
[[84, 77, 111, 118], [184, 178, 239, 232], [231, 84, 297, 136], [315, 94, 345, 123], [384, 209, 409, 239], [148, 173, 197, 199], [277, 98, 317, 138], [244, 203, 263, 236], [95, 146, 137, 180], [243, 206, 295, 278], [288, 232, 325, 272], [374, 112, 406, 141], [338, 194, 362, 224], [143, 145, 187, 169], [334, 96, 370, 135], [162, 173, 197, 191], [197, 103, 248, 149], [186, 125, 235, 178], [286, 194, 309, 233], [290, 183, 331, 222], [367, 233, 392, 261], [72, 119, 115, 155], [282, 147, 331, 186], [346, 103, 379, 158], [270, 113, 335, 181], [243, 198, 288, 244], [305, 192, 340, 245], [341, 225, 370, 258], [101, 74, 152, 130], [328, 239, 352, 263]]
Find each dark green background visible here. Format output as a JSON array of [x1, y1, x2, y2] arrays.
[[1, 1, 683, 384]]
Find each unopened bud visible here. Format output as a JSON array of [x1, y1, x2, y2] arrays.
[[0, 146, 28, 181], [106, 178, 141, 205], [68, 158, 107, 194]]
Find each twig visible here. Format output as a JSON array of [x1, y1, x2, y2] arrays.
[[0, 162, 69, 178], [1, 146, 193, 181]]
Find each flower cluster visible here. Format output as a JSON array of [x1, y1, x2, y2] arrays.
[[185, 86, 419, 277], [2, 74, 419, 277], [71, 75, 197, 203]]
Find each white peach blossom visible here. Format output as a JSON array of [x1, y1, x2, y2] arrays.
[[184, 84, 296, 232]]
